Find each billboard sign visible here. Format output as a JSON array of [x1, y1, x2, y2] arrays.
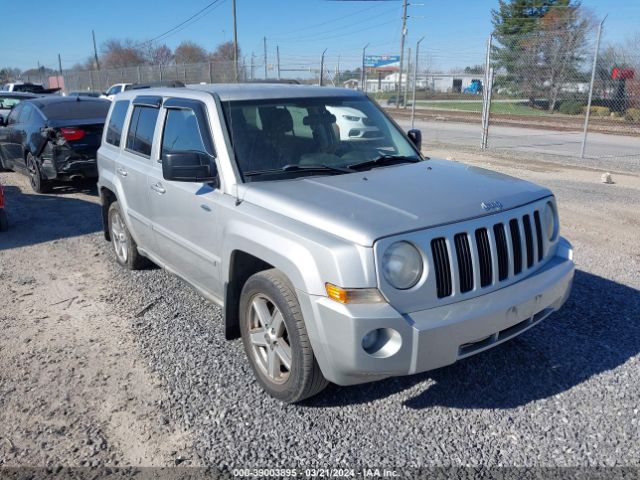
[[364, 55, 400, 69]]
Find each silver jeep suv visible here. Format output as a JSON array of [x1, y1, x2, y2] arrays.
[[97, 84, 574, 403]]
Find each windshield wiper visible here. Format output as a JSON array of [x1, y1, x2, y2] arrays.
[[347, 154, 421, 171], [244, 164, 354, 177]]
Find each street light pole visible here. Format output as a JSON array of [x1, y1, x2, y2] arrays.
[[396, 0, 408, 107], [232, 0, 239, 82], [361, 42, 369, 92], [411, 36, 425, 129], [319, 48, 327, 86]]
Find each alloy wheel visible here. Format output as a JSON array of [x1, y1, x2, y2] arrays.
[[247, 294, 292, 384], [110, 211, 128, 263]]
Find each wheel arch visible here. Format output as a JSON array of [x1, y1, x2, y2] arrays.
[[100, 186, 117, 241]]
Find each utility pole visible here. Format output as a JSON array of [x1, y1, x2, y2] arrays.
[[37, 61, 43, 85], [319, 48, 327, 86], [361, 43, 369, 92], [403, 47, 411, 109], [411, 36, 425, 129], [57, 54, 63, 89], [92, 30, 101, 71], [396, 0, 408, 107], [232, 0, 239, 82], [276, 46, 281, 80], [263, 37, 268, 79], [250, 52, 255, 80], [581, 15, 607, 159], [336, 54, 341, 86]]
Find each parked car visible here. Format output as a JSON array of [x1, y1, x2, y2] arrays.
[[0, 180, 7, 231], [0, 96, 110, 193], [326, 105, 381, 140], [2, 82, 60, 94], [68, 91, 103, 98], [97, 84, 574, 403], [0, 92, 39, 125], [101, 83, 133, 101], [386, 94, 407, 106]]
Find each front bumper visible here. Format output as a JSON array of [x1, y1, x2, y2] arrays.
[[299, 237, 575, 386]]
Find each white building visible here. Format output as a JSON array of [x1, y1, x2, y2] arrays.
[[344, 72, 484, 93]]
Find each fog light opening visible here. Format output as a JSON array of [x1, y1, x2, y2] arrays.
[[361, 328, 402, 358]]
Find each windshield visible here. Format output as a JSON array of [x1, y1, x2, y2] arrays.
[[222, 96, 421, 182], [0, 96, 24, 110]]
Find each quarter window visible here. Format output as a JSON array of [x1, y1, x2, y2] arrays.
[[126, 106, 159, 157], [161, 109, 208, 158], [106, 100, 129, 147]]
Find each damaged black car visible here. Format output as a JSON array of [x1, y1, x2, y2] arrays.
[[0, 96, 110, 193]]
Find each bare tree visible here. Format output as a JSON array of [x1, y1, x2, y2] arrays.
[[538, 6, 593, 111], [175, 41, 208, 64], [146, 44, 174, 67], [102, 39, 146, 68]]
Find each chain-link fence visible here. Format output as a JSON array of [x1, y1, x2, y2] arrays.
[[30, 22, 640, 171], [388, 26, 640, 172], [61, 60, 244, 92]]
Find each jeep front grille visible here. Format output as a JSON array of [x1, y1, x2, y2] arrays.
[[430, 208, 547, 299]]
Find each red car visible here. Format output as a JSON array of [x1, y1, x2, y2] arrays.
[[0, 181, 7, 231]]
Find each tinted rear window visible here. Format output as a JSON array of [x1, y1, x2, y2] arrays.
[[106, 100, 130, 147], [126, 106, 159, 157], [40, 100, 110, 120]]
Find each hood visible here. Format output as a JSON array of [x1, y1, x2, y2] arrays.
[[239, 159, 552, 246]]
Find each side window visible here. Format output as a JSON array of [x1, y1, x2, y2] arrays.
[[18, 104, 33, 123], [105, 100, 129, 147], [107, 85, 122, 96], [161, 109, 208, 158], [6, 104, 23, 125], [126, 106, 159, 157]]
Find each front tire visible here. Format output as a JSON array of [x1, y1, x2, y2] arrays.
[[107, 200, 148, 270], [240, 269, 328, 403], [26, 152, 50, 194]]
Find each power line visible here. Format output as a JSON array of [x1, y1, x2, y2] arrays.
[[145, 0, 225, 45]]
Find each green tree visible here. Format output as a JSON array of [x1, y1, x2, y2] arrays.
[[491, 0, 580, 106]]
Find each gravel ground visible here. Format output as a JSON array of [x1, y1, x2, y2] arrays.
[[1, 148, 639, 471]]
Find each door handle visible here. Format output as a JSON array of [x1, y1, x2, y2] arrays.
[[150, 182, 166, 194], [116, 167, 128, 177]]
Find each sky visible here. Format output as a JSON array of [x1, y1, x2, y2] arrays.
[[1, 0, 639, 74]]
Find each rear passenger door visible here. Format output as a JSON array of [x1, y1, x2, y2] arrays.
[[147, 97, 223, 298], [117, 96, 161, 250]]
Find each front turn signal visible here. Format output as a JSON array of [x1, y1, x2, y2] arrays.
[[325, 283, 385, 304]]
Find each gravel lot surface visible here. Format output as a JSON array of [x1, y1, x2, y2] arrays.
[[1, 148, 639, 471]]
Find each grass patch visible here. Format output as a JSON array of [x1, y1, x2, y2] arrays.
[[417, 100, 555, 117]]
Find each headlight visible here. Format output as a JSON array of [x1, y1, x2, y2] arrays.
[[342, 114, 360, 122], [543, 201, 558, 240], [382, 241, 423, 290]]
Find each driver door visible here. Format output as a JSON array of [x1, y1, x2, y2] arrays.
[[147, 98, 224, 298]]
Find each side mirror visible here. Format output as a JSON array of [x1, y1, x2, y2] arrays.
[[407, 129, 422, 152], [162, 151, 218, 183]]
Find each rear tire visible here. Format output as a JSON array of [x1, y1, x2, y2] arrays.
[[0, 209, 7, 232], [107, 200, 148, 270], [240, 269, 328, 403], [26, 152, 51, 194]]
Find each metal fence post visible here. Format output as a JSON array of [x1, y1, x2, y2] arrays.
[[581, 16, 607, 159], [411, 36, 425, 129], [481, 34, 493, 149]]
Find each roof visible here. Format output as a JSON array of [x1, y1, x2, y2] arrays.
[[115, 83, 366, 102], [189, 83, 366, 101], [28, 96, 110, 109], [0, 91, 40, 98]]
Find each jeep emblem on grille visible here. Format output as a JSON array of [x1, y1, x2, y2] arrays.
[[481, 200, 503, 212]]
